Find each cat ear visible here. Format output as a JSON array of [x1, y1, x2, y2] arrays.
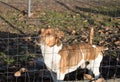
[[39, 28, 45, 34], [55, 28, 64, 39]]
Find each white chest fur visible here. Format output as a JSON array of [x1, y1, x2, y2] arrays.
[[40, 44, 62, 72]]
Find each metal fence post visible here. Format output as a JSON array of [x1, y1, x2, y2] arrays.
[[28, 0, 31, 17]]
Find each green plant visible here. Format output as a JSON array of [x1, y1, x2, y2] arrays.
[[0, 52, 15, 65], [19, 53, 36, 62], [4, 56, 15, 65], [88, 19, 94, 25]]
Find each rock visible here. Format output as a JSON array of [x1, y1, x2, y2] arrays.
[[19, 68, 28, 73], [84, 74, 94, 80], [97, 78, 105, 82], [114, 41, 120, 45], [91, 78, 105, 82], [14, 71, 21, 77]]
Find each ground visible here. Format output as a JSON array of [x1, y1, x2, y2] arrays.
[[0, 0, 120, 82]]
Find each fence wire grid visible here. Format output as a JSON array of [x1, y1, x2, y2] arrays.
[[0, 0, 120, 82]]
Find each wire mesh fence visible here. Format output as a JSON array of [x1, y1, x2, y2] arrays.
[[0, 0, 120, 82]]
